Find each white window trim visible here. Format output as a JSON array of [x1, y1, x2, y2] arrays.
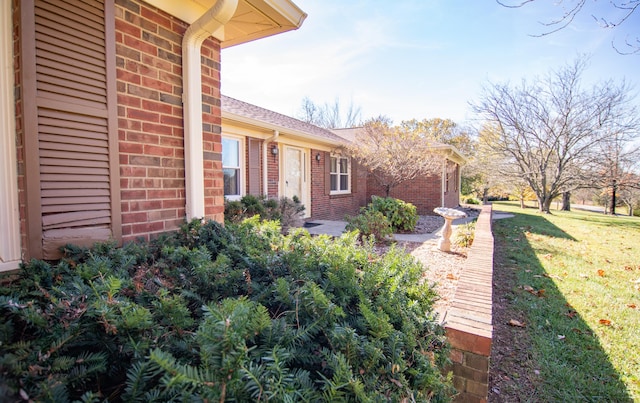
[[329, 155, 351, 195], [222, 135, 245, 201]]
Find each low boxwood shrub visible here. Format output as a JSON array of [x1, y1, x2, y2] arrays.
[[345, 208, 393, 243], [0, 218, 453, 402], [369, 196, 418, 233]]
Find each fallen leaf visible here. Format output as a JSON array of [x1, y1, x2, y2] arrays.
[[508, 319, 526, 328], [599, 319, 612, 326], [523, 285, 535, 292], [446, 273, 457, 280], [543, 254, 553, 259], [627, 304, 637, 309], [536, 289, 545, 297], [623, 265, 634, 271], [557, 334, 566, 340], [605, 259, 612, 263], [565, 310, 577, 319], [597, 269, 606, 277]]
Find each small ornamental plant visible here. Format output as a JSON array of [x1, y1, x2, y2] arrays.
[[0, 218, 453, 402]]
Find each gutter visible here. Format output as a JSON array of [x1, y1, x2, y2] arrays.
[[183, 0, 238, 220], [263, 130, 279, 197]]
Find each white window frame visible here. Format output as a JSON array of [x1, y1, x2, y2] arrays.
[[330, 155, 351, 195], [222, 135, 244, 201]]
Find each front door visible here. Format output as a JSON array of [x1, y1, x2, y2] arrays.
[[283, 146, 308, 212]]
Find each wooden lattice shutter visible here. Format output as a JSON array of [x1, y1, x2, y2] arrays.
[[22, 0, 120, 259]]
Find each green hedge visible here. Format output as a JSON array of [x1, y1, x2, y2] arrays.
[[0, 218, 452, 402]]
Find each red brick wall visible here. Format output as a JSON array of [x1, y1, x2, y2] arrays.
[[309, 150, 366, 220], [366, 159, 461, 215], [444, 204, 493, 402], [115, 0, 223, 243]]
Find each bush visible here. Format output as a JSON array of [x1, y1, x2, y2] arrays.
[[453, 220, 476, 248], [369, 196, 418, 232], [345, 209, 393, 243], [224, 195, 304, 233], [0, 219, 452, 402], [463, 197, 480, 205]]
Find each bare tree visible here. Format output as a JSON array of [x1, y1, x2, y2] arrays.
[[463, 124, 512, 204], [618, 178, 640, 215], [297, 97, 362, 129], [347, 117, 447, 196], [498, 0, 640, 54], [472, 57, 640, 213], [592, 132, 640, 214]]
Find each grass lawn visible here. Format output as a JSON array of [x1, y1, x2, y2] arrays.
[[492, 201, 640, 402]]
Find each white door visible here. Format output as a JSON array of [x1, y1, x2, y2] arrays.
[[1, 3, 21, 272], [283, 146, 308, 211]]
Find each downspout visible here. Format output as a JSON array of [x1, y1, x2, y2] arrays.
[[441, 158, 446, 207], [263, 130, 279, 198], [183, 0, 238, 220]]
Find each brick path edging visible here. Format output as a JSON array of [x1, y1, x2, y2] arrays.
[[444, 204, 493, 403]]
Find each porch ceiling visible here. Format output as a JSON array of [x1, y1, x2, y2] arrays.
[[145, 0, 307, 48]]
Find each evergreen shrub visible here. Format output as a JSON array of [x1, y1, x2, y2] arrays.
[[369, 196, 418, 232], [345, 209, 393, 243], [224, 195, 304, 234], [0, 218, 452, 402]]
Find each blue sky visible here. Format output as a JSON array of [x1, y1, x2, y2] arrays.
[[221, 0, 640, 126]]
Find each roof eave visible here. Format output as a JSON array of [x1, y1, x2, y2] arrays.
[[144, 0, 306, 48], [222, 110, 348, 147]]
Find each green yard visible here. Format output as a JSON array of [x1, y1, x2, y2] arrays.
[[492, 202, 640, 401]]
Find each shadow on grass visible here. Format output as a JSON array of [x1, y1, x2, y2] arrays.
[[490, 212, 633, 402]]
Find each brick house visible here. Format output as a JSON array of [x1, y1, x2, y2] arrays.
[[1, 0, 307, 268], [221, 96, 466, 219], [221, 95, 367, 221], [0, 0, 464, 273]]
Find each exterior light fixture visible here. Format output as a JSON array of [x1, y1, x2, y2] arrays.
[[271, 145, 278, 155], [315, 153, 321, 162]]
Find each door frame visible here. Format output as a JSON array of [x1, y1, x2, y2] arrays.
[[0, 0, 21, 272], [280, 144, 310, 218]]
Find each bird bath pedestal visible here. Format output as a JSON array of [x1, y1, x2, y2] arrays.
[[434, 207, 467, 252]]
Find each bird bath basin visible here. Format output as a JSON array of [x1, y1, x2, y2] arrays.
[[434, 207, 467, 252]]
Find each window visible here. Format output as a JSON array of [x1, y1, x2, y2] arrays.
[[222, 137, 242, 199], [330, 155, 350, 194]]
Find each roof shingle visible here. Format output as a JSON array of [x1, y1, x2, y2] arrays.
[[221, 95, 347, 145]]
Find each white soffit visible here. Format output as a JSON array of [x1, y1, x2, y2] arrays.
[[145, 0, 306, 48]]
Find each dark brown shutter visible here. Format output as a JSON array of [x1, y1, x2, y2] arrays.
[[247, 138, 261, 196], [324, 152, 331, 195], [22, 0, 120, 259]]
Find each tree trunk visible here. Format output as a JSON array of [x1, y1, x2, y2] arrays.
[[520, 197, 525, 209], [482, 188, 489, 205], [385, 185, 391, 198], [610, 181, 617, 215], [561, 192, 571, 211], [540, 196, 552, 214]]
